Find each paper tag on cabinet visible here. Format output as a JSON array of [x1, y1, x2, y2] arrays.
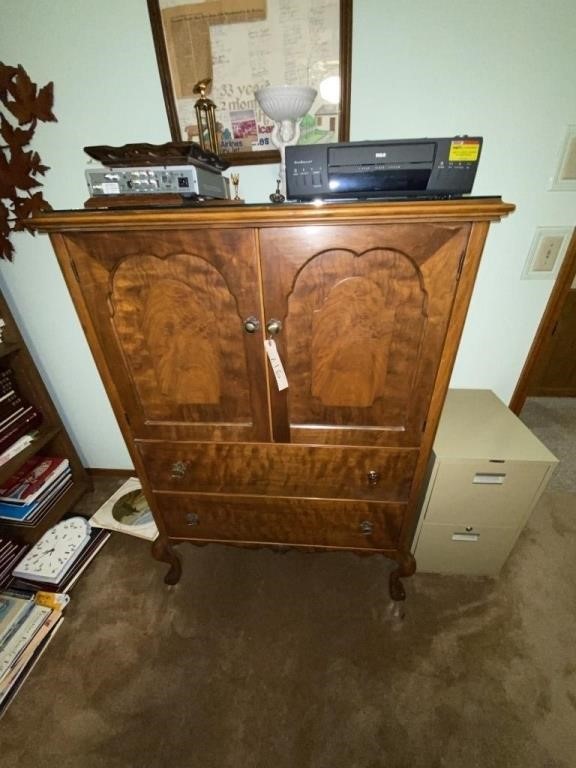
[[264, 339, 289, 391]]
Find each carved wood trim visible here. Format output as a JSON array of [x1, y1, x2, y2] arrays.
[[32, 198, 515, 233]]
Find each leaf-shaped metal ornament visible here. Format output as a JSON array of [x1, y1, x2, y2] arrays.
[[0, 62, 56, 259]]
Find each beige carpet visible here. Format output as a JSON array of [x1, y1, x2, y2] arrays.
[[520, 397, 576, 493], [0, 479, 575, 768]]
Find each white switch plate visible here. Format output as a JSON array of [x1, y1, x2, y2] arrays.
[[550, 125, 576, 190], [522, 227, 571, 280]]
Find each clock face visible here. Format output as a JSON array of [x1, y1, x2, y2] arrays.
[[14, 517, 92, 583]]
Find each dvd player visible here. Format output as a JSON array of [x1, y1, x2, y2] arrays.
[[285, 137, 482, 201]]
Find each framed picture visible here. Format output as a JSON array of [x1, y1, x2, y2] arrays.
[[147, 0, 353, 166]]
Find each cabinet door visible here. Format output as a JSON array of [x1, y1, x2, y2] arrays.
[[65, 228, 270, 442], [259, 223, 470, 447]]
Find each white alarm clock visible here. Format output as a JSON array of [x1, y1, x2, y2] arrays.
[[13, 516, 92, 584]]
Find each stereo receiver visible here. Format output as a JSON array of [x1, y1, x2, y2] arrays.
[[85, 164, 229, 200]]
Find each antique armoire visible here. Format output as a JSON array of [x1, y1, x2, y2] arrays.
[[35, 197, 514, 608]]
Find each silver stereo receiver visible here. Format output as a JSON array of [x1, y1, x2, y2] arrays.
[[86, 164, 229, 199], [285, 137, 483, 201]]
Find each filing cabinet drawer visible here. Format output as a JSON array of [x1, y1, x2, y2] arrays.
[[424, 459, 553, 527], [156, 493, 406, 550], [414, 522, 520, 576]]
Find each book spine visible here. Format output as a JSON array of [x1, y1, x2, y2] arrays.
[[0, 605, 52, 676], [0, 435, 35, 467], [0, 393, 25, 422], [0, 406, 36, 438], [0, 601, 35, 649], [0, 406, 27, 434], [0, 372, 18, 395], [0, 412, 42, 455]]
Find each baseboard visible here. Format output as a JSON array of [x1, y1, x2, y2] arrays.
[[85, 468, 135, 478]]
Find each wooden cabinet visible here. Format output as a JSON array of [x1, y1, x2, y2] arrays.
[[0, 288, 91, 545], [412, 389, 557, 575], [35, 198, 514, 605]]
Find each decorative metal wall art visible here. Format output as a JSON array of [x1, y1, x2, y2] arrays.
[[0, 63, 56, 261]]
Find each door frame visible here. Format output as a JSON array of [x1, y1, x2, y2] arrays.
[[509, 227, 576, 414]]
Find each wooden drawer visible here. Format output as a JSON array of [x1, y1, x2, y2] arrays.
[[155, 492, 406, 550], [424, 459, 554, 528], [138, 441, 418, 502], [414, 521, 520, 575]]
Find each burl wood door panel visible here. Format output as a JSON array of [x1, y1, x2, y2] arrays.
[[138, 440, 418, 501], [64, 229, 269, 441], [155, 492, 406, 550], [259, 223, 470, 447]]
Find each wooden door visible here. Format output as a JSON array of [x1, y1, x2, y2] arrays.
[[259, 223, 470, 447], [527, 289, 576, 397], [64, 228, 270, 442]]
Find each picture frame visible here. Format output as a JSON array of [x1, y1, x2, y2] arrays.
[[147, 0, 353, 166], [549, 125, 576, 191]]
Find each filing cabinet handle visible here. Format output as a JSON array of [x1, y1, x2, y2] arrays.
[[359, 520, 374, 535], [243, 316, 260, 334], [186, 512, 200, 526], [473, 473, 506, 485], [170, 460, 190, 479], [366, 470, 380, 487]]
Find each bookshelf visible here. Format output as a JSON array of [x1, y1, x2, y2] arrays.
[[0, 287, 91, 545]]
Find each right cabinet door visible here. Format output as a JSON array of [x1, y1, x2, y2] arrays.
[[259, 223, 471, 448]]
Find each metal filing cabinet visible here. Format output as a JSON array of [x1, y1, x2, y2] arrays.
[[412, 389, 558, 575]]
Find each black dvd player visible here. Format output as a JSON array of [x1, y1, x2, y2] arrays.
[[285, 137, 482, 201]]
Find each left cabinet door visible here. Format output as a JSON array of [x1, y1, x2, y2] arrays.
[[63, 227, 271, 442]]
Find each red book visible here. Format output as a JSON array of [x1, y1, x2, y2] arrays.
[[0, 456, 70, 505]]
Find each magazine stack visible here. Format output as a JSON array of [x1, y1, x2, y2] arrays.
[[0, 589, 66, 717], [0, 457, 72, 527]]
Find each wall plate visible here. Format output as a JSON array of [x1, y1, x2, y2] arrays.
[[550, 125, 576, 191], [521, 227, 572, 280]]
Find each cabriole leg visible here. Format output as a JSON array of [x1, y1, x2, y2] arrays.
[[151, 536, 182, 585], [388, 551, 416, 605]]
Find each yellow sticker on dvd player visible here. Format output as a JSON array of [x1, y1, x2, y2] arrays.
[[449, 140, 480, 162]]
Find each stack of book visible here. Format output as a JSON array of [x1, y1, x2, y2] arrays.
[[0, 369, 43, 460], [0, 590, 65, 717], [0, 456, 72, 526], [0, 537, 28, 589]]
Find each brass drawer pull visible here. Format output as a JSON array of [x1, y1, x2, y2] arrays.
[[186, 512, 200, 526], [359, 520, 374, 535], [170, 460, 189, 479], [366, 470, 380, 486]]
